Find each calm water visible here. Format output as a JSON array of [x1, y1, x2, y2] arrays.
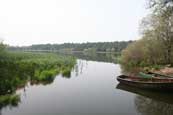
[[2, 53, 173, 115]]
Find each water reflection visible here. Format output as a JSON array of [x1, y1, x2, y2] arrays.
[[0, 94, 20, 115], [73, 60, 88, 77], [0, 59, 75, 111], [61, 52, 119, 64], [116, 83, 173, 115], [2, 59, 121, 115], [135, 96, 173, 115]]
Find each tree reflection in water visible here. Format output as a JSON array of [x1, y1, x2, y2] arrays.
[[0, 94, 20, 115], [116, 83, 173, 115], [61, 52, 119, 64], [135, 95, 173, 115], [73, 60, 88, 77]]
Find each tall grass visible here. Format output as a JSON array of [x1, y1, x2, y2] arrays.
[[0, 51, 76, 93]]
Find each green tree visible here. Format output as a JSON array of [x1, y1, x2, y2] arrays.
[[142, 5, 173, 64]]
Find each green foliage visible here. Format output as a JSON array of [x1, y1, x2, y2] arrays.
[[35, 69, 59, 83]]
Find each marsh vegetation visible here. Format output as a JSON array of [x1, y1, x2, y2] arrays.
[[0, 51, 76, 86], [0, 45, 76, 110]]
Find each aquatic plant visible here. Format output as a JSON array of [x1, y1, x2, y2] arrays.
[[0, 51, 76, 92], [0, 94, 20, 109]]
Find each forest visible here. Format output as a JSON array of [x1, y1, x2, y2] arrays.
[[8, 41, 132, 53]]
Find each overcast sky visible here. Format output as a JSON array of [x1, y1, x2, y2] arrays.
[[0, 0, 148, 46]]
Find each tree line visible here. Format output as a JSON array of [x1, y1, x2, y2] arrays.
[[121, 0, 173, 68], [0, 42, 6, 53], [8, 41, 133, 53]]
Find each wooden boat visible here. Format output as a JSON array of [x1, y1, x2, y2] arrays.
[[117, 75, 173, 91]]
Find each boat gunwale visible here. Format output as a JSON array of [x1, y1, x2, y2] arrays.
[[117, 75, 173, 84]]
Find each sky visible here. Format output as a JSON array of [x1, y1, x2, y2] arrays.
[[0, 0, 148, 46]]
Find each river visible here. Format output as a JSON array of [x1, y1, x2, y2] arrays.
[[2, 52, 173, 115]]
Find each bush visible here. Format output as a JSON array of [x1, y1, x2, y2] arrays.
[[121, 38, 165, 70], [62, 68, 71, 78]]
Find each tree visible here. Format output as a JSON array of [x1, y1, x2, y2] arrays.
[[146, 14, 173, 64], [140, 0, 173, 64], [121, 0, 173, 68], [148, 0, 173, 12]]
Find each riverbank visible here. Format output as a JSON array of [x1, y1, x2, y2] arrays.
[[152, 67, 173, 75]]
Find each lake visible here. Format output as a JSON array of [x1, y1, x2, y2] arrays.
[[1, 52, 173, 115]]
